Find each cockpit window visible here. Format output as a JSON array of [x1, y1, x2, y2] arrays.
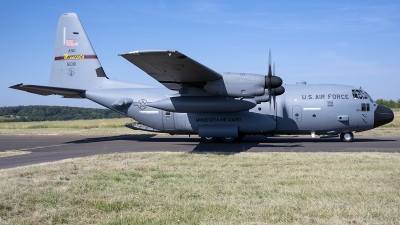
[[352, 89, 374, 102], [364, 91, 374, 103], [352, 89, 362, 99]]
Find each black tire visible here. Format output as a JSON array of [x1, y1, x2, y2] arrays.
[[221, 137, 237, 143], [201, 137, 218, 143], [340, 132, 354, 142]]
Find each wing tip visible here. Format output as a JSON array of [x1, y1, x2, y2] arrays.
[[9, 83, 24, 89], [119, 49, 178, 56]]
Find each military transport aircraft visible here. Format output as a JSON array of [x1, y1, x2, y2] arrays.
[[10, 13, 394, 143]]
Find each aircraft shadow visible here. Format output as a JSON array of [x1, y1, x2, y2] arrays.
[[65, 134, 396, 144], [65, 134, 158, 144], [188, 142, 302, 155], [64, 135, 398, 154]]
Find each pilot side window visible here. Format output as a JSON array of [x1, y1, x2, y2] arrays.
[[353, 89, 361, 99], [361, 103, 370, 111]]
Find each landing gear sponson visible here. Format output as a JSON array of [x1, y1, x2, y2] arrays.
[[200, 132, 355, 143]]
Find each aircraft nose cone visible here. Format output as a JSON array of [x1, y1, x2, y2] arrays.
[[374, 105, 394, 128]]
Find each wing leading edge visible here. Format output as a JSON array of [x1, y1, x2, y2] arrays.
[[9, 84, 85, 98], [119, 49, 222, 90]]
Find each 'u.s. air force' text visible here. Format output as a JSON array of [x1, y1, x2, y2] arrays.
[[302, 94, 349, 100]]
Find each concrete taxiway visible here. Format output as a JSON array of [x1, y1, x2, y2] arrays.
[[1, 135, 399, 170]]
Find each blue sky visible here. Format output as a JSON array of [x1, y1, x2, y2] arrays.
[[1, 0, 399, 108]]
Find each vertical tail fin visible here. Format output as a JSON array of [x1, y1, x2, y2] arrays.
[[49, 13, 108, 89]]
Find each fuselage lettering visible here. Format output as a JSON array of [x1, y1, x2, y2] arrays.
[[63, 54, 84, 60], [303, 94, 349, 100]]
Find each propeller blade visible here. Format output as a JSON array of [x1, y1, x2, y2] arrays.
[[273, 62, 275, 76], [268, 50, 272, 77], [269, 87, 272, 108], [273, 92, 276, 110], [268, 50, 272, 108], [273, 62, 276, 110]]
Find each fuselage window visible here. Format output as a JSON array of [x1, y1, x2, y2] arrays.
[[361, 103, 370, 111]]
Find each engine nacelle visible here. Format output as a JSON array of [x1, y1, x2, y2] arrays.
[[203, 73, 266, 97]]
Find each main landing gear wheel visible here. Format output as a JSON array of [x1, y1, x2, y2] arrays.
[[201, 137, 218, 143], [221, 137, 237, 143], [340, 132, 354, 142]]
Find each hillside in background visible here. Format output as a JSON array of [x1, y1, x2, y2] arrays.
[[0, 106, 124, 122]]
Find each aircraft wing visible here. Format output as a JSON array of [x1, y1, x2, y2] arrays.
[[119, 49, 222, 90], [9, 84, 85, 98]]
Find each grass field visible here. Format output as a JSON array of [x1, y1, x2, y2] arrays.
[[0, 150, 30, 158], [0, 152, 399, 224], [0, 112, 399, 224], [0, 118, 155, 136]]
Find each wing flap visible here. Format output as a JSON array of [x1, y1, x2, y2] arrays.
[[119, 49, 222, 90], [9, 84, 85, 98]]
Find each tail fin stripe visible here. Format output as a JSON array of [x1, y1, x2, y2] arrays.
[[54, 54, 98, 61]]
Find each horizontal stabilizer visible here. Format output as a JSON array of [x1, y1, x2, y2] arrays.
[[9, 84, 85, 98]]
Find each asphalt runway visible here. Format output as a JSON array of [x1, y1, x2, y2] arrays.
[[1, 135, 399, 170]]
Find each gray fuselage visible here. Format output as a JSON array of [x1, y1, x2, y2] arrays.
[[85, 82, 387, 136]]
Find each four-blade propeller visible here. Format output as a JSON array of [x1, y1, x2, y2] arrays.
[[265, 50, 285, 109]]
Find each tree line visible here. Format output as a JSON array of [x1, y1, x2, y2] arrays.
[[375, 99, 400, 108], [0, 106, 124, 122]]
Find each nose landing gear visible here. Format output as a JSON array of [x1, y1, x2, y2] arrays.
[[340, 132, 354, 142]]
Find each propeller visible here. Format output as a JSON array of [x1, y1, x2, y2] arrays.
[[264, 50, 285, 110], [251, 50, 285, 105]]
